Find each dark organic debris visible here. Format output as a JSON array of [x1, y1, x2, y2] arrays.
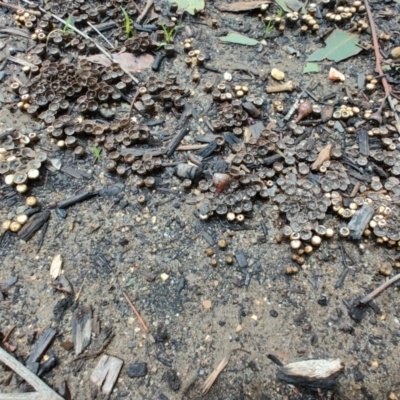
[[18, 211, 50, 242], [165, 369, 181, 391], [127, 362, 148, 378]]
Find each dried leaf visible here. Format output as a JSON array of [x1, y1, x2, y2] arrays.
[[303, 63, 319, 74], [311, 144, 333, 170], [80, 53, 154, 72], [112, 53, 154, 72], [219, 33, 258, 46], [216, 0, 269, 12], [50, 254, 62, 279], [307, 29, 362, 62], [171, 0, 205, 15], [275, 0, 305, 13]]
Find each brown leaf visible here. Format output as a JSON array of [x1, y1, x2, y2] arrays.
[[112, 53, 154, 72], [80, 53, 154, 72], [216, 0, 269, 12], [311, 144, 333, 170]]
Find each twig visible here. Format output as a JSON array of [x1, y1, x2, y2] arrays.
[[122, 291, 149, 332], [359, 273, 400, 305], [202, 352, 231, 395], [0, 1, 20, 10], [0, 347, 64, 400], [57, 190, 98, 209], [177, 144, 207, 151], [87, 22, 114, 48], [136, 0, 154, 24], [75, 275, 87, 302], [128, 89, 139, 122], [364, 0, 400, 133], [36, 221, 49, 254]]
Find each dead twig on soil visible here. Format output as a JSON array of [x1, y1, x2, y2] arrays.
[[0, 1, 20, 10], [202, 352, 231, 395], [122, 291, 149, 332], [359, 273, 400, 305], [128, 89, 139, 122], [0, 347, 64, 400], [364, 0, 400, 133], [201, 348, 250, 395], [136, 0, 154, 24]]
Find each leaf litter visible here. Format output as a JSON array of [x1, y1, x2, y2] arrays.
[[80, 53, 154, 72], [219, 33, 259, 46], [307, 29, 362, 62]]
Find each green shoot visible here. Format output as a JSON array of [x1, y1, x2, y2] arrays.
[[121, 7, 135, 38], [276, 8, 284, 18], [93, 146, 101, 161], [63, 15, 74, 33], [160, 23, 182, 44], [46, 15, 75, 47], [264, 20, 274, 36]]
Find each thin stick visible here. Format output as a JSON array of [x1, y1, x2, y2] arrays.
[[0, 1, 20, 10], [128, 89, 139, 122], [364, 0, 390, 96], [75, 275, 87, 302], [360, 273, 400, 305], [177, 144, 207, 151], [137, 0, 154, 24], [0, 347, 64, 400], [364, 0, 400, 133], [123, 291, 149, 332], [202, 352, 231, 395], [87, 22, 114, 48]]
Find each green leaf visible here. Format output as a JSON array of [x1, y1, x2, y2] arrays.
[[126, 277, 136, 287], [307, 29, 362, 62], [275, 0, 305, 13], [170, 0, 205, 15], [219, 33, 258, 46], [303, 63, 319, 73]]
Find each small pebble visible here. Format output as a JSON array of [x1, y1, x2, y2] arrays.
[[271, 68, 285, 81]]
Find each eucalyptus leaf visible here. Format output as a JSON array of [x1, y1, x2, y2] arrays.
[[303, 63, 319, 73], [307, 29, 362, 62], [219, 33, 258, 46], [170, 0, 205, 15], [275, 0, 305, 13]]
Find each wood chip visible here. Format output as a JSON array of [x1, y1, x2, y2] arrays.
[[50, 254, 62, 279], [160, 273, 169, 281], [90, 354, 123, 398], [72, 305, 92, 355]]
